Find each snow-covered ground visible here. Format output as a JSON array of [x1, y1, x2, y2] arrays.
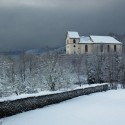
[[0, 83, 108, 102], [1, 89, 125, 125]]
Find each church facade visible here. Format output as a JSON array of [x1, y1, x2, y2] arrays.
[[66, 31, 122, 55]]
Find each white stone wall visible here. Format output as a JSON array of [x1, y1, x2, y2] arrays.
[[80, 44, 93, 54], [93, 44, 122, 55], [66, 34, 80, 54]]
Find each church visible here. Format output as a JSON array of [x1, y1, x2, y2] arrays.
[[66, 31, 122, 55]]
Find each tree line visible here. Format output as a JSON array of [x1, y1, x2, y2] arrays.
[[0, 50, 125, 97]]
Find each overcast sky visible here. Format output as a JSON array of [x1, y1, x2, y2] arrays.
[[0, 0, 125, 51]]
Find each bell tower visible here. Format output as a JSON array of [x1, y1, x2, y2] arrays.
[[66, 31, 80, 54]]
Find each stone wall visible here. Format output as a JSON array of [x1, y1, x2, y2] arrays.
[[0, 84, 109, 118]]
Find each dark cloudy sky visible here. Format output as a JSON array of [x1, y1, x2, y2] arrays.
[[0, 0, 125, 51]]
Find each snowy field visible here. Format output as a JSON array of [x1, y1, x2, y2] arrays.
[[1, 89, 125, 125]]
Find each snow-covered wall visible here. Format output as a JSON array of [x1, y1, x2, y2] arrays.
[[0, 84, 109, 118]]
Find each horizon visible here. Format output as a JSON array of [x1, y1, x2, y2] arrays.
[[0, 32, 124, 53]]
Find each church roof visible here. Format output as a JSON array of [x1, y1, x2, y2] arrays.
[[66, 31, 122, 44], [67, 31, 80, 39], [90, 35, 122, 44], [79, 36, 93, 43]]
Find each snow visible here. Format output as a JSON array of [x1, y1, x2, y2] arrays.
[[90, 35, 122, 44], [67, 32, 122, 44], [0, 83, 108, 102], [67, 31, 122, 44], [67, 31, 80, 38], [1, 89, 125, 125], [79, 36, 93, 43]]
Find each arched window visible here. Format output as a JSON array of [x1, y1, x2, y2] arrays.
[[73, 45, 76, 47], [100, 45, 103, 52], [114, 45, 117, 52], [67, 40, 69, 44], [107, 45, 110, 52], [85, 45, 88, 52], [73, 39, 76, 43]]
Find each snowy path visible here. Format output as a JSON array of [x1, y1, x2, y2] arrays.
[[1, 89, 125, 125]]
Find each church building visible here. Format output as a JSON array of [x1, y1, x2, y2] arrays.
[[66, 31, 122, 55]]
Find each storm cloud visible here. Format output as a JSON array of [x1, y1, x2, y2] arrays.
[[0, 0, 125, 51]]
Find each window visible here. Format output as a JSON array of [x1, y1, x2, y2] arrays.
[[100, 45, 103, 52], [73, 45, 76, 47], [67, 40, 69, 44], [107, 45, 110, 52], [85, 45, 88, 52], [114, 45, 117, 52], [73, 39, 76, 43]]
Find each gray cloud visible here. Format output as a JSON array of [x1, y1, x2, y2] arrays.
[[0, 0, 125, 51]]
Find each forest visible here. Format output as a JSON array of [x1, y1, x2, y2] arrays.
[[0, 49, 125, 97]]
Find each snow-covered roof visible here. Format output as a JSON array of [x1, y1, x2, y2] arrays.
[[90, 35, 122, 44], [67, 31, 80, 39], [79, 36, 93, 43], [66, 31, 122, 44]]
